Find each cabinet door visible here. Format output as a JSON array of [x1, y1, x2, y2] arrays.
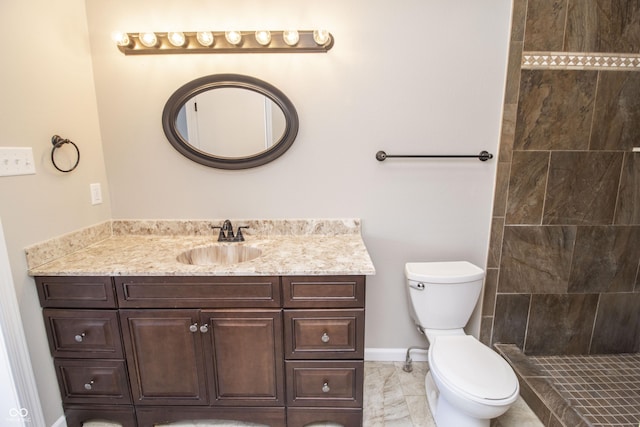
[[120, 309, 207, 405], [202, 310, 284, 406]]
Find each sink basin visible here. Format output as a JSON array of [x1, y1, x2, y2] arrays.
[[177, 244, 262, 266]]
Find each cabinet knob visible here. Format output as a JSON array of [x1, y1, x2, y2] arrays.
[[74, 332, 86, 343], [322, 382, 330, 393], [189, 323, 198, 333], [84, 380, 94, 390], [321, 332, 330, 343], [199, 324, 209, 333]]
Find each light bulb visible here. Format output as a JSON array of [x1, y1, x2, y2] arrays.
[[167, 32, 186, 47], [313, 29, 330, 46], [139, 32, 158, 48], [112, 32, 131, 47], [282, 30, 299, 46], [255, 30, 271, 46], [225, 31, 242, 45], [196, 31, 214, 47]]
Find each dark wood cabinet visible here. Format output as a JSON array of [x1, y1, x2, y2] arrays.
[[36, 276, 137, 427], [54, 358, 132, 405], [43, 309, 123, 359], [282, 276, 365, 426], [203, 310, 284, 406], [36, 274, 366, 427], [120, 309, 208, 406]]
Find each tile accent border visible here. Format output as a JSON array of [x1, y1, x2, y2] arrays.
[[522, 52, 640, 70]]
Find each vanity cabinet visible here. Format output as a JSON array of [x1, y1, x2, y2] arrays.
[[282, 276, 366, 426], [120, 309, 283, 407], [37, 276, 137, 426], [35, 274, 365, 427]]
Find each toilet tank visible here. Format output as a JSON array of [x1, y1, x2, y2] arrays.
[[405, 261, 484, 330]]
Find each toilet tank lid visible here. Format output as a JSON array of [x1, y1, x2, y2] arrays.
[[405, 261, 484, 283]]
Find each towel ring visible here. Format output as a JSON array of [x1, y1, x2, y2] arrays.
[[51, 135, 80, 173]]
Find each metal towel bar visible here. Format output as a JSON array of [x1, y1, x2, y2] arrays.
[[375, 150, 493, 162]]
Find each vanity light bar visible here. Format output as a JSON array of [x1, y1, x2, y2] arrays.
[[114, 30, 333, 55]]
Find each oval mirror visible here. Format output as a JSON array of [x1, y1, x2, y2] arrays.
[[162, 74, 298, 169]]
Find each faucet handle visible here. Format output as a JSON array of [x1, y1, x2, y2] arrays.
[[235, 226, 249, 242], [211, 226, 225, 241]]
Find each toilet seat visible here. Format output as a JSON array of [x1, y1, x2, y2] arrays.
[[429, 335, 518, 405]]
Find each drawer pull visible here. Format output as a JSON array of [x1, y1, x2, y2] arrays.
[[74, 332, 86, 343], [322, 382, 330, 393], [189, 323, 198, 333], [321, 332, 330, 343], [84, 380, 95, 390], [199, 323, 209, 333]]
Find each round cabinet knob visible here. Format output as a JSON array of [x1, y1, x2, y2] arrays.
[[199, 324, 209, 333], [74, 333, 86, 343], [84, 380, 94, 390], [322, 382, 330, 393], [189, 323, 198, 333], [321, 332, 330, 343]]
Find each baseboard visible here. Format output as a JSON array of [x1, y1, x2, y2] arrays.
[[51, 415, 66, 427], [364, 347, 428, 362]]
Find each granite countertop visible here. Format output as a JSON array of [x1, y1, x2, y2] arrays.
[[26, 219, 376, 277]]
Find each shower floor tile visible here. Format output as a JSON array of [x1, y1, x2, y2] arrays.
[[528, 353, 640, 427]]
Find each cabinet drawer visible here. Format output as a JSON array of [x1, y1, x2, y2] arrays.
[[284, 310, 364, 359], [115, 276, 281, 308], [35, 276, 116, 308], [282, 276, 365, 308], [286, 361, 363, 407], [44, 309, 123, 358], [54, 359, 131, 405]]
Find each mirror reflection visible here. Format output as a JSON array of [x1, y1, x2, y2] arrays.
[[175, 88, 286, 158]]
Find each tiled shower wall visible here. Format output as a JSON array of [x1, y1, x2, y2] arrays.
[[481, 0, 640, 356]]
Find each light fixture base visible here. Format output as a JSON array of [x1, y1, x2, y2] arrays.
[[117, 30, 333, 55]]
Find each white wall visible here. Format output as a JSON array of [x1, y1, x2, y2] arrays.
[[86, 0, 511, 348], [0, 1, 111, 424]]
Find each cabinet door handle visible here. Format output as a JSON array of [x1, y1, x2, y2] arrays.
[[199, 324, 209, 333], [322, 382, 330, 393], [74, 332, 86, 342], [84, 380, 95, 390], [189, 323, 198, 333], [321, 332, 330, 343]]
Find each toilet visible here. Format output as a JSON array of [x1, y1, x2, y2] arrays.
[[405, 261, 519, 427]]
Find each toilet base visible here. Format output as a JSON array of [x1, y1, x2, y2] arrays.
[[425, 372, 490, 427]]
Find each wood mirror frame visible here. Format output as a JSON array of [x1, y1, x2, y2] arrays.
[[162, 73, 299, 170]]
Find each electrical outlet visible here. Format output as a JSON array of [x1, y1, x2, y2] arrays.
[[0, 147, 36, 177], [90, 183, 103, 205]]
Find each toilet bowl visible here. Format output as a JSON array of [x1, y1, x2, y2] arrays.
[[405, 261, 519, 427]]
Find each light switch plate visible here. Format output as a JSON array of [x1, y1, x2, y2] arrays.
[[90, 183, 103, 205], [0, 147, 36, 177]]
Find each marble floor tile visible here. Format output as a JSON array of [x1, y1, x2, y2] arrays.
[[84, 361, 542, 427]]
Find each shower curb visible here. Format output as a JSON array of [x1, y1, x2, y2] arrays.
[[495, 344, 591, 427]]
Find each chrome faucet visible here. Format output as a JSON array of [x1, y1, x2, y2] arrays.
[[211, 220, 248, 242]]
